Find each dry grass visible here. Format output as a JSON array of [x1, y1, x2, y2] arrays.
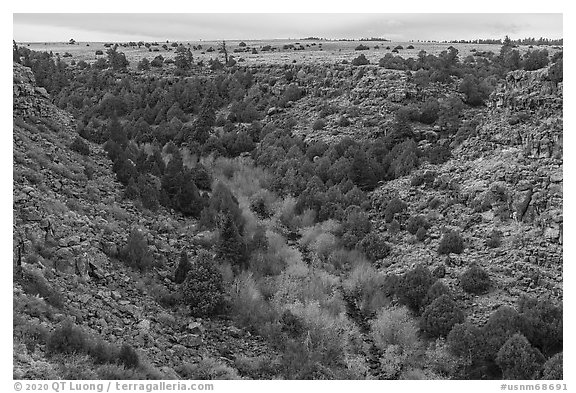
[[24, 40, 511, 67]]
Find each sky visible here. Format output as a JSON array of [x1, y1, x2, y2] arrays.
[[13, 13, 563, 43]]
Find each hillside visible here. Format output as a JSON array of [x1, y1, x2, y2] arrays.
[[13, 62, 277, 380], [370, 66, 562, 324]]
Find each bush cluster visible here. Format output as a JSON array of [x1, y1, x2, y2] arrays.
[[181, 250, 225, 317], [438, 230, 464, 255], [460, 264, 491, 294], [120, 228, 154, 271]]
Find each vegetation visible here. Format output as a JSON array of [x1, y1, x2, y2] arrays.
[[438, 230, 464, 255], [420, 295, 464, 338], [460, 264, 491, 294], [12, 37, 562, 381], [496, 334, 545, 379], [181, 250, 225, 317]]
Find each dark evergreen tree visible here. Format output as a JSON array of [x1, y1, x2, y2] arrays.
[[496, 334, 545, 380], [174, 250, 192, 284], [215, 214, 247, 269], [421, 294, 465, 338]]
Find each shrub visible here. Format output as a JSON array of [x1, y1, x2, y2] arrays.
[[384, 197, 407, 223], [496, 334, 545, 380], [249, 190, 273, 219], [542, 353, 563, 380], [354, 44, 369, 51], [460, 264, 491, 294], [89, 339, 119, 364], [517, 296, 563, 356], [215, 214, 248, 269], [119, 344, 140, 369], [423, 280, 450, 307], [357, 231, 391, 262], [121, 229, 154, 271], [522, 49, 549, 71], [447, 322, 483, 360], [351, 54, 369, 66], [416, 227, 427, 241], [181, 250, 224, 317], [420, 295, 465, 338], [419, 99, 440, 124], [340, 206, 371, 249], [396, 264, 435, 313], [438, 230, 464, 255], [312, 119, 326, 131], [46, 320, 88, 355], [229, 272, 278, 333], [406, 215, 430, 235], [20, 268, 64, 308], [481, 306, 526, 361], [284, 301, 362, 377], [70, 136, 90, 156], [370, 306, 420, 354], [486, 229, 502, 248], [337, 116, 351, 127], [137, 58, 150, 71], [343, 262, 391, 315], [174, 250, 191, 284]]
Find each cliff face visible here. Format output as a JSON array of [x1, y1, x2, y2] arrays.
[[485, 67, 563, 159], [372, 66, 562, 324]]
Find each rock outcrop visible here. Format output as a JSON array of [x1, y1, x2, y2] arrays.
[[371, 66, 562, 325]]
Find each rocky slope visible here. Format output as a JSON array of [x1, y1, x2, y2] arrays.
[[371, 66, 562, 324], [13, 62, 278, 379]]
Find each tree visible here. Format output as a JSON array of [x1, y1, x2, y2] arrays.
[[496, 334, 545, 380], [107, 115, 128, 149], [218, 40, 229, 64], [137, 174, 159, 211], [460, 264, 491, 294], [215, 214, 247, 269], [351, 54, 369, 66], [447, 322, 483, 361], [209, 182, 244, 232], [161, 150, 184, 199], [419, 99, 440, 124], [121, 228, 153, 271], [423, 280, 450, 307], [106, 44, 129, 70], [397, 264, 435, 313], [349, 148, 377, 189], [175, 171, 203, 217], [459, 75, 490, 107], [523, 49, 549, 71], [137, 58, 150, 71], [358, 231, 391, 261], [421, 295, 464, 338], [181, 251, 224, 317], [174, 46, 193, 71], [517, 296, 563, 356], [481, 306, 526, 361], [174, 250, 192, 284], [542, 353, 563, 380], [438, 230, 464, 255]]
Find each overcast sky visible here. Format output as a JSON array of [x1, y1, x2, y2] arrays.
[[13, 13, 563, 42]]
